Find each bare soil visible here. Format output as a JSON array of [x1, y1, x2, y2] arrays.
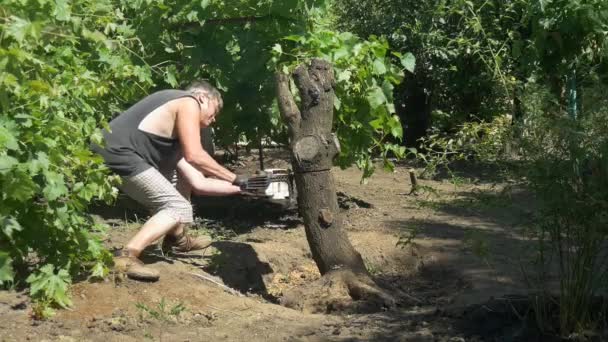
[[0, 151, 542, 342]]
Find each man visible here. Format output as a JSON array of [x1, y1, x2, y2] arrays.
[[93, 81, 265, 281]]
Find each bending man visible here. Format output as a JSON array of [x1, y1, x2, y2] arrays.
[[93, 81, 261, 281]]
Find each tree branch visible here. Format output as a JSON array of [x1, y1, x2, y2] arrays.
[[292, 64, 318, 110], [275, 72, 301, 139], [207, 15, 270, 24], [176, 14, 294, 31]]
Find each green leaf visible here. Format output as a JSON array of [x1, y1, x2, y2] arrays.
[[165, 68, 178, 87], [1, 216, 23, 240], [86, 237, 104, 258], [0, 126, 20, 151], [0, 155, 18, 174], [370, 40, 388, 58], [5, 16, 31, 43], [186, 10, 198, 21], [53, 0, 72, 21], [272, 43, 283, 55], [0, 252, 14, 285], [26, 264, 72, 308], [400, 52, 416, 73], [28, 80, 51, 93], [28, 152, 50, 175], [366, 86, 387, 109], [372, 59, 387, 75], [336, 69, 351, 83], [200, 0, 210, 9], [389, 116, 403, 139], [369, 118, 383, 130], [282, 35, 305, 43], [90, 262, 106, 279], [82, 29, 107, 43], [395, 146, 406, 158], [381, 80, 395, 101], [43, 171, 68, 201], [333, 47, 350, 61], [334, 94, 342, 110], [4, 170, 37, 201], [79, 183, 98, 201], [383, 159, 395, 172]]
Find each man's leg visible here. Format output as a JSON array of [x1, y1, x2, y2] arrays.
[[160, 160, 225, 252], [125, 211, 179, 256], [117, 167, 194, 281], [164, 165, 192, 239], [161, 159, 241, 252]]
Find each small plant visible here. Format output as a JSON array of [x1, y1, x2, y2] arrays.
[[136, 298, 186, 342], [26, 264, 72, 319], [396, 224, 420, 250], [364, 259, 381, 276]]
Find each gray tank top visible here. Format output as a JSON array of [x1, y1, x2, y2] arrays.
[[92, 90, 196, 177]]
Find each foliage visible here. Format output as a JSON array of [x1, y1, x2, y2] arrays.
[[333, 0, 608, 135], [122, 0, 410, 177], [414, 115, 513, 179], [516, 89, 608, 335], [332, 0, 517, 134], [119, 0, 322, 148], [0, 0, 154, 310]]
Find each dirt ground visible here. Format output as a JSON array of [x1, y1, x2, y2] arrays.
[[0, 151, 541, 341]]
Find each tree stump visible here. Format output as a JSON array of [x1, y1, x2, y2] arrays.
[[275, 59, 395, 312]]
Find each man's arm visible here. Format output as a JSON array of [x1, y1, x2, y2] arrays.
[[175, 98, 236, 182], [176, 158, 241, 196]]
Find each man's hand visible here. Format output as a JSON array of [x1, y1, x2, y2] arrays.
[[233, 172, 270, 195]]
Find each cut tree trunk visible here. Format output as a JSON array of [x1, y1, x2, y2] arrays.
[[275, 58, 395, 313]]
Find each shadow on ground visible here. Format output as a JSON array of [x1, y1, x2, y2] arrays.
[[202, 241, 274, 298], [90, 193, 302, 234]]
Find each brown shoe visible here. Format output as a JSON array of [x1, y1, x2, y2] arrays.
[[114, 251, 160, 282], [161, 232, 212, 253]]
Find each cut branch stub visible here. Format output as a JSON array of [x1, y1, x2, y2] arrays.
[[293, 133, 340, 173], [293, 59, 335, 136], [293, 64, 320, 109], [275, 72, 301, 140]]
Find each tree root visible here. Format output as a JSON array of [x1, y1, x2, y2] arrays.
[[280, 269, 395, 314]]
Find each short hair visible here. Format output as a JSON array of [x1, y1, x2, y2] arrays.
[[187, 80, 223, 111]]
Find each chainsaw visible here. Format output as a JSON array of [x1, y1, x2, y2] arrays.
[[241, 168, 295, 201]]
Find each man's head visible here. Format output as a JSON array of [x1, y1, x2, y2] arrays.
[[187, 80, 223, 127]]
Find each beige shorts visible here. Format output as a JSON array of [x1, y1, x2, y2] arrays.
[[120, 167, 193, 224]]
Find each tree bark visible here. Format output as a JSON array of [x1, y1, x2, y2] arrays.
[[275, 59, 394, 312], [276, 59, 366, 275]]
